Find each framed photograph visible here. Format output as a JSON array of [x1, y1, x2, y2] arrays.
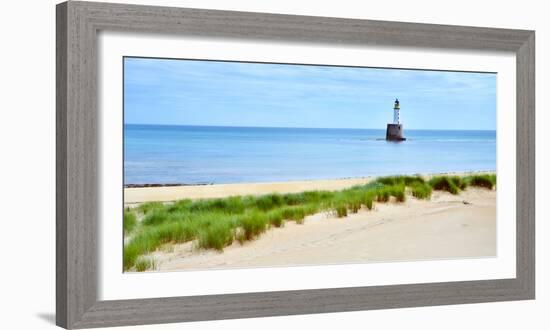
[[56, 1, 535, 328]]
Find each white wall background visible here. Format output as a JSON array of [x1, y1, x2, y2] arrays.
[[0, 0, 547, 329]]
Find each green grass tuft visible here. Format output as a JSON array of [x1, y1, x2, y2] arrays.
[[138, 201, 164, 214], [283, 193, 306, 206], [239, 212, 268, 240], [335, 203, 348, 218], [123, 220, 199, 270], [375, 187, 391, 202], [123, 208, 137, 234], [197, 221, 234, 250], [464, 174, 495, 189], [391, 184, 406, 202], [266, 209, 284, 227], [429, 176, 460, 194], [135, 257, 156, 272], [123, 244, 139, 271], [188, 197, 246, 214], [141, 208, 170, 226], [365, 194, 374, 210], [449, 176, 468, 190], [254, 193, 284, 211], [166, 199, 192, 213], [411, 183, 433, 199], [376, 175, 425, 186], [281, 206, 307, 223]]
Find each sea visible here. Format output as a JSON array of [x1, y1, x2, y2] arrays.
[[124, 124, 496, 185]]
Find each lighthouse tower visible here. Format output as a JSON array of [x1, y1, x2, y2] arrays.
[[393, 98, 400, 124], [385, 98, 406, 141]]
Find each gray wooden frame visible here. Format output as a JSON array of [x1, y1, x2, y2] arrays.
[[56, 1, 535, 328]]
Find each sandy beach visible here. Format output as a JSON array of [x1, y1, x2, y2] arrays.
[[137, 183, 495, 272], [124, 171, 494, 205], [124, 177, 374, 205]]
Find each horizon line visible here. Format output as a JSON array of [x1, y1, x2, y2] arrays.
[[124, 123, 497, 132]]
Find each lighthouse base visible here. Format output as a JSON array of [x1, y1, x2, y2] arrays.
[[386, 124, 406, 141]]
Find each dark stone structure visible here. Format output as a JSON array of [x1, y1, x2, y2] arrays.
[[386, 123, 406, 141]]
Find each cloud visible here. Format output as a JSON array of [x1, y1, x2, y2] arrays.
[[124, 57, 496, 130]]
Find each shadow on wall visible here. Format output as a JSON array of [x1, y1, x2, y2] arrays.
[[36, 313, 56, 325]]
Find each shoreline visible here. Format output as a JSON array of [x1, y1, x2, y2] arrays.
[[124, 170, 495, 205]]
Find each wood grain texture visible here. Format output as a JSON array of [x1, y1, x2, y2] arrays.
[[77, 1, 531, 51], [56, 1, 535, 328], [56, 3, 68, 328], [515, 32, 536, 297], [57, 2, 99, 327]]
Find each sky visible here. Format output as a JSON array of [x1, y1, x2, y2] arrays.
[[124, 57, 496, 130]]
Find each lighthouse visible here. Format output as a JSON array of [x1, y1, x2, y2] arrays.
[[385, 98, 406, 141], [393, 98, 400, 124]]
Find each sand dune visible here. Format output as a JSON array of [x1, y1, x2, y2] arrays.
[[149, 187, 496, 271]]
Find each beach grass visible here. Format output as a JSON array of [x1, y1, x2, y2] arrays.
[[335, 202, 348, 218], [123, 173, 496, 271], [429, 176, 461, 194], [464, 174, 496, 189], [239, 211, 268, 240], [429, 174, 496, 195], [411, 182, 433, 199], [365, 195, 374, 210], [138, 201, 164, 214], [135, 257, 156, 272], [266, 209, 284, 228], [198, 220, 235, 250], [123, 208, 137, 234]]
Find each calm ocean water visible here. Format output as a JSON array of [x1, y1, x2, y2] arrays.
[[124, 124, 496, 185]]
